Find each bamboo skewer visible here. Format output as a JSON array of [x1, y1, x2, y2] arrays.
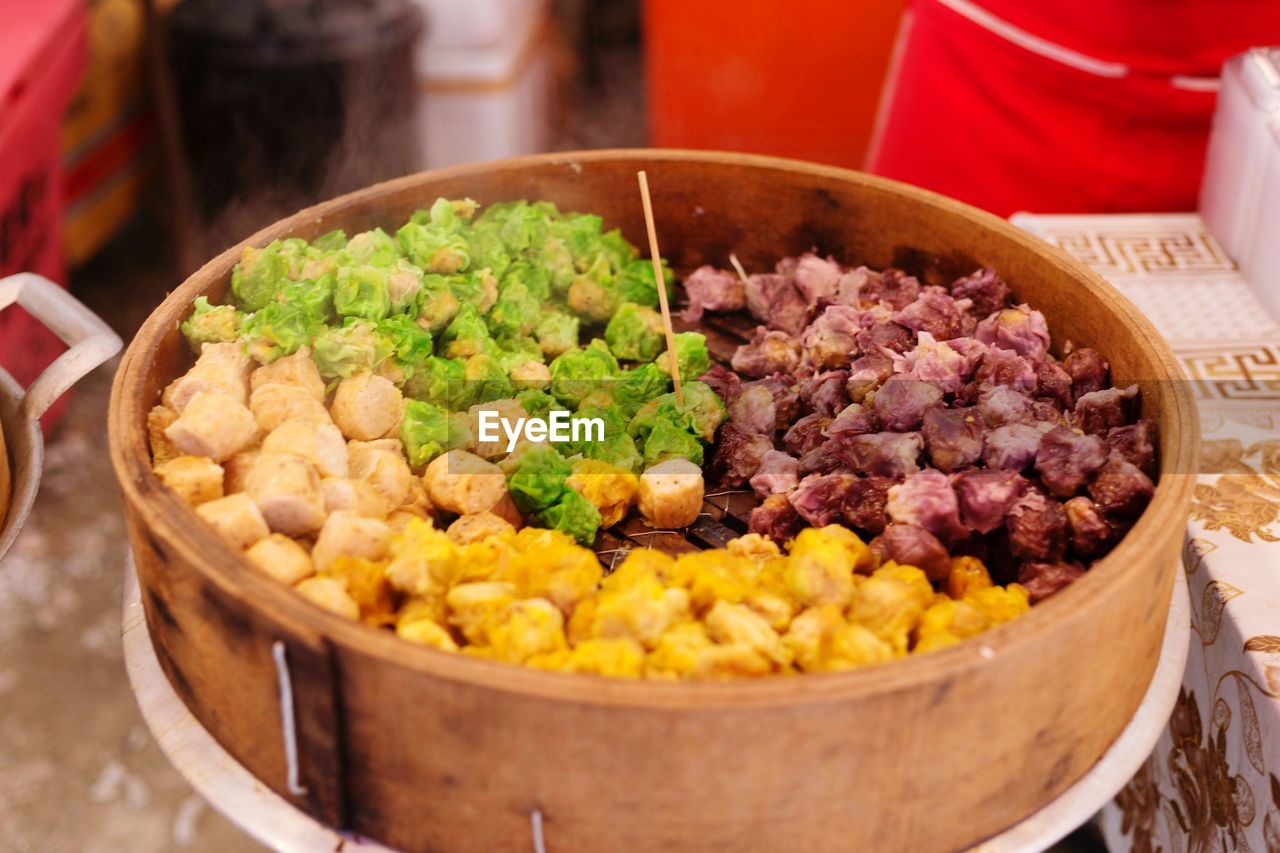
[[637, 170, 683, 405]]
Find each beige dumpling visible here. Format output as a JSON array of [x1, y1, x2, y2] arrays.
[[154, 455, 224, 506], [468, 398, 529, 459], [163, 342, 251, 412], [262, 420, 349, 478], [446, 512, 515, 545], [195, 493, 269, 549], [311, 511, 391, 573], [424, 450, 508, 515], [488, 492, 523, 527], [350, 437, 403, 455], [330, 374, 403, 441], [321, 477, 389, 519], [250, 383, 331, 434], [147, 405, 181, 465], [348, 442, 414, 509], [222, 450, 260, 494], [165, 391, 259, 462], [638, 458, 704, 529], [244, 453, 327, 536], [249, 347, 326, 401], [245, 533, 315, 585], [387, 506, 432, 534]]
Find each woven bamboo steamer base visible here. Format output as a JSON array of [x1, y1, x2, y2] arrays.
[[108, 150, 1199, 853]]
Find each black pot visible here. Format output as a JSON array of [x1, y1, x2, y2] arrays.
[[166, 0, 424, 242]]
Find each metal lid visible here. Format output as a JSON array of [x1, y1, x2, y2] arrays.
[[168, 0, 424, 67]]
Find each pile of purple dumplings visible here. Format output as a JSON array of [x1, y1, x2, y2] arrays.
[[686, 255, 1157, 602]]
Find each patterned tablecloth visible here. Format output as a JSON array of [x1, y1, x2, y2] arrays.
[[1011, 213, 1280, 853]]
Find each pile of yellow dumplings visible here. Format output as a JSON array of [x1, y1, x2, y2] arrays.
[[318, 518, 1030, 680]]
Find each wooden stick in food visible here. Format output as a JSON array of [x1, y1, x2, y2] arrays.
[[728, 252, 750, 285], [637, 170, 684, 405]]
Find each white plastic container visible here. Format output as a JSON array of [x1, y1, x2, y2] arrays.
[[1199, 48, 1280, 264], [1241, 113, 1280, 318], [413, 0, 537, 49], [410, 0, 553, 169]]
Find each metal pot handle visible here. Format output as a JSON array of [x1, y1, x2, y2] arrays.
[[0, 273, 124, 421]]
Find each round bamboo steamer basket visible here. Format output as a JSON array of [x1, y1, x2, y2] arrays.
[[108, 150, 1198, 853]]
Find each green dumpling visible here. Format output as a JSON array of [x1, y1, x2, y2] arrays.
[[604, 302, 665, 362], [180, 296, 243, 353], [535, 488, 602, 546], [508, 445, 573, 515], [400, 399, 451, 468]]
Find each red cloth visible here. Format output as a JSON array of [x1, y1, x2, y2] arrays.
[[868, 0, 1280, 216]]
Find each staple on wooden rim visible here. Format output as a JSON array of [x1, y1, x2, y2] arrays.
[[531, 807, 547, 853], [271, 641, 308, 797]]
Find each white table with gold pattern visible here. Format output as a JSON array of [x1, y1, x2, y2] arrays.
[[1012, 212, 1280, 852]]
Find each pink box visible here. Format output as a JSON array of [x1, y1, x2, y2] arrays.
[[0, 0, 87, 428]]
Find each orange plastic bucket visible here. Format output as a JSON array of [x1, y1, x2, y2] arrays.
[[643, 0, 906, 169]]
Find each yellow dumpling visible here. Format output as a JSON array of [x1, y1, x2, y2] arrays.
[[914, 598, 992, 653], [871, 561, 934, 606], [603, 548, 676, 587], [947, 556, 993, 600], [785, 604, 896, 672], [593, 571, 679, 649], [325, 555, 396, 626], [567, 460, 639, 528], [965, 583, 1031, 625], [645, 621, 772, 681], [726, 532, 781, 560], [705, 600, 792, 668], [489, 598, 568, 664], [496, 528, 602, 615], [384, 518, 461, 597], [396, 595, 447, 628], [784, 528, 858, 607], [446, 581, 518, 645], [847, 575, 928, 655], [397, 618, 460, 651], [669, 550, 756, 613], [456, 534, 518, 584], [566, 637, 647, 678]]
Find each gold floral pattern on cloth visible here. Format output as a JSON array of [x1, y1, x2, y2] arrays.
[[1012, 214, 1280, 852], [1114, 679, 1280, 852], [1191, 440, 1280, 544]]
